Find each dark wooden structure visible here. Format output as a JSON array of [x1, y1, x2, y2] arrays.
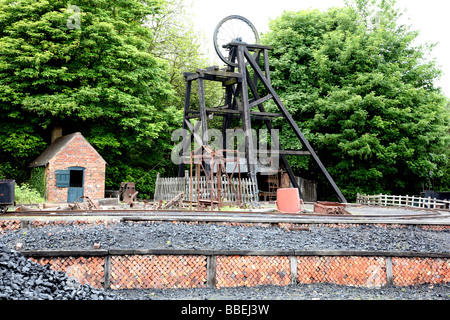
[[178, 42, 347, 203]]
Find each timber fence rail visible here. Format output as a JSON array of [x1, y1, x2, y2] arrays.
[[356, 193, 450, 209], [21, 249, 450, 290], [153, 174, 259, 204]]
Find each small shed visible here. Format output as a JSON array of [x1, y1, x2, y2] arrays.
[[29, 132, 106, 203]]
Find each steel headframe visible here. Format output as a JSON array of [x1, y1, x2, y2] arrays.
[[179, 42, 347, 203]]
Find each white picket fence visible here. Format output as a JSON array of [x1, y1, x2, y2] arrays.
[[154, 173, 259, 204], [356, 193, 450, 209]]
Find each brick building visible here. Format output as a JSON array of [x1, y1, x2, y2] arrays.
[[29, 132, 106, 203]]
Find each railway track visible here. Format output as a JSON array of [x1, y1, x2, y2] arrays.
[[1, 206, 449, 225]]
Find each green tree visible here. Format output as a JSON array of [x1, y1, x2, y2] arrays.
[[262, 0, 450, 200], [0, 0, 181, 198], [146, 0, 223, 110]]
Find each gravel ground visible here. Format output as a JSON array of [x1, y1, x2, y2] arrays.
[[1, 221, 449, 253], [1, 220, 449, 300], [111, 283, 450, 300]]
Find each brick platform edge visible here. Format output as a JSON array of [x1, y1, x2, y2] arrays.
[[2, 219, 449, 290], [19, 249, 450, 290]]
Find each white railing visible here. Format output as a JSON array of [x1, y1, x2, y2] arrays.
[[356, 193, 450, 209], [154, 173, 259, 204]]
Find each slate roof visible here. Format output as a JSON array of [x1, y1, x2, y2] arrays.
[[29, 132, 106, 168]]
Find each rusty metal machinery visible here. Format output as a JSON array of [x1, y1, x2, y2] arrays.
[[189, 146, 242, 209]]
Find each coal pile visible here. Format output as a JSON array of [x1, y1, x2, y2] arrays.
[[0, 245, 116, 300], [3, 221, 448, 253]]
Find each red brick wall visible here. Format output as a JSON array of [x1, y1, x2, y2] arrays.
[[28, 253, 450, 290], [392, 257, 450, 286], [110, 255, 207, 289], [31, 256, 106, 289], [297, 256, 387, 288], [0, 220, 20, 234], [216, 255, 291, 288], [46, 133, 105, 203]]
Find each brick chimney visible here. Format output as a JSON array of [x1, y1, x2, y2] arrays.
[[51, 126, 63, 143]]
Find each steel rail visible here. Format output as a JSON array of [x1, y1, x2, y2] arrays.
[[1, 208, 447, 221]]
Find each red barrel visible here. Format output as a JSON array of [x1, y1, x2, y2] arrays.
[[276, 188, 302, 213]]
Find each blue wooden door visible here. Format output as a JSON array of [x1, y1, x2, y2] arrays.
[[67, 167, 85, 202]]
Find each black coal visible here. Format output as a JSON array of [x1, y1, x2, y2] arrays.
[[1, 221, 449, 300], [2, 221, 448, 253], [0, 245, 116, 300]]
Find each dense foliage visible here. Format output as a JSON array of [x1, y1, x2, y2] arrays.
[[15, 183, 46, 204], [262, 0, 450, 200], [0, 0, 196, 197], [1, 0, 448, 202], [146, 0, 222, 110]]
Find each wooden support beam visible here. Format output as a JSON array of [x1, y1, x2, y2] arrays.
[[386, 256, 394, 286], [206, 255, 217, 288], [184, 69, 243, 83], [243, 45, 347, 203], [184, 119, 203, 147], [187, 108, 282, 118], [290, 256, 297, 285], [223, 78, 238, 87], [238, 45, 258, 190], [178, 80, 192, 177], [264, 49, 271, 83], [227, 42, 273, 51], [249, 94, 273, 108], [222, 85, 235, 149], [103, 255, 111, 289], [196, 68, 244, 80], [244, 68, 301, 194], [197, 78, 208, 145], [250, 111, 282, 118], [252, 50, 261, 91], [183, 72, 198, 81], [257, 150, 311, 156]]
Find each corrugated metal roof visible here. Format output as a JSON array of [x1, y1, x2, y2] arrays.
[[29, 132, 106, 167]]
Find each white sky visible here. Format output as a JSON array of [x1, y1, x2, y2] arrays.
[[188, 0, 450, 97]]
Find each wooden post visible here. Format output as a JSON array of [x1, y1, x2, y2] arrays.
[[386, 256, 394, 286], [237, 45, 258, 197], [263, 48, 271, 83], [154, 173, 161, 201], [217, 161, 222, 209], [290, 256, 298, 285], [103, 255, 111, 290], [198, 78, 208, 146], [207, 255, 217, 288], [178, 79, 192, 177]]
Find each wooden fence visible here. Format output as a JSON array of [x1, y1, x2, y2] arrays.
[[356, 193, 450, 209], [153, 173, 259, 204]]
